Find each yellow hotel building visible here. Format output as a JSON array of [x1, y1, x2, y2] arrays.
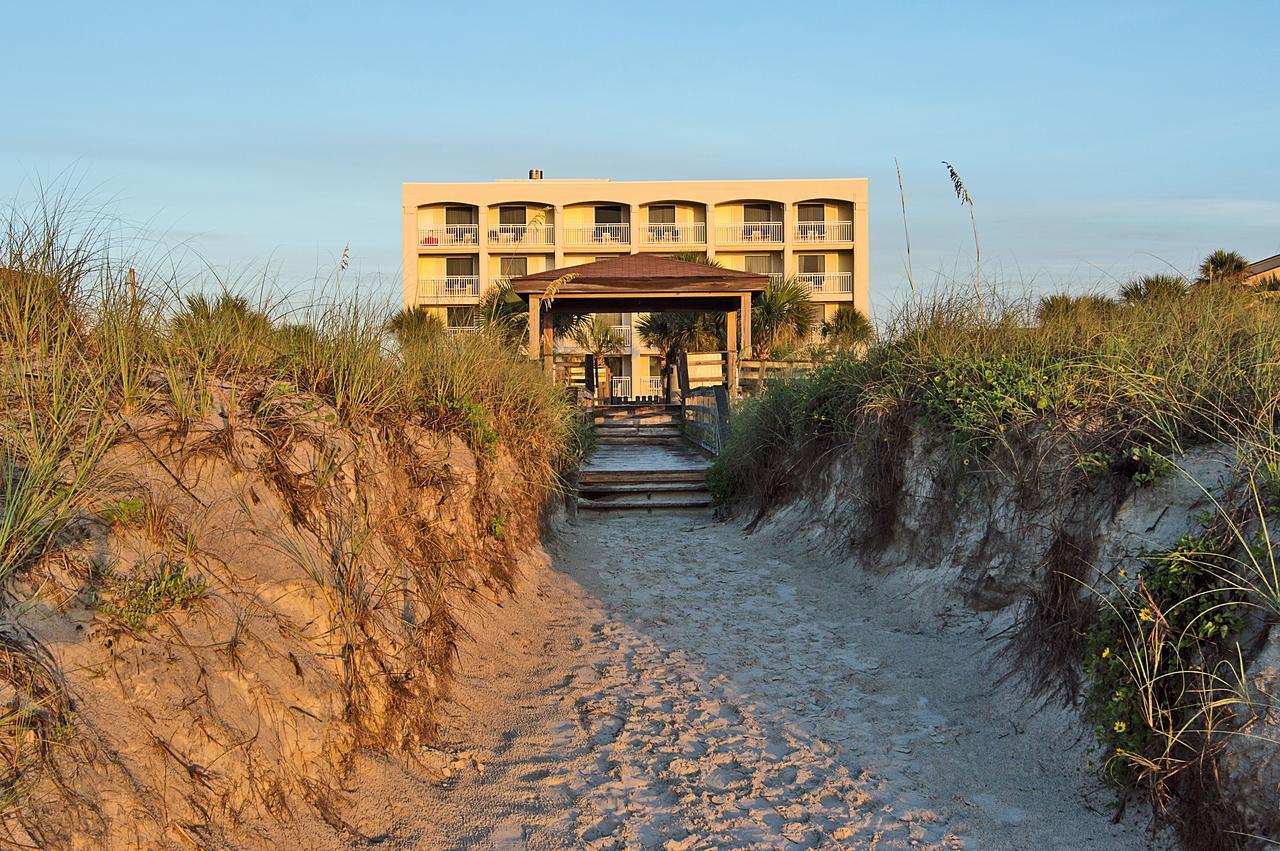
[[401, 174, 869, 397]]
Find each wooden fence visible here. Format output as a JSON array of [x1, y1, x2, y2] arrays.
[[739, 359, 818, 396], [682, 385, 730, 454]]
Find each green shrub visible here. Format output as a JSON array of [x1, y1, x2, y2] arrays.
[[914, 354, 1059, 439], [1083, 534, 1243, 791], [711, 285, 1280, 508]]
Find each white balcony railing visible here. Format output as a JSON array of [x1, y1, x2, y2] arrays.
[[799, 272, 853, 294], [564, 223, 630, 245], [487, 224, 555, 246], [609, 325, 632, 349], [610, 376, 632, 399], [644, 376, 664, 393], [643, 222, 706, 244], [445, 325, 480, 337], [717, 222, 783, 243], [794, 220, 854, 242], [417, 276, 480, 299], [418, 225, 479, 247]]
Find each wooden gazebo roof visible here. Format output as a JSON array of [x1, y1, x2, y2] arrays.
[[511, 254, 768, 313]]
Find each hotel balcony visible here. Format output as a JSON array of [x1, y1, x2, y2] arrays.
[[794, 221, 854, 243], [716, 222, 783, 244], [799, 272, 853, 294], [445, 324, 481, 337], [416, 276, 480, 302], [486, 224, 555, 247], [641, 222, 706, 246], [564, 223, 630, 247], [609, 324, 632, 350], [418, 225, 479, 248]]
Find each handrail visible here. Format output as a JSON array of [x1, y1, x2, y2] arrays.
[[564, 223, 630, 245], [794, 220, 854, 241], [642, 222, 706, 244], [418, 225, 479, 246], [417, 276, 480, 298]]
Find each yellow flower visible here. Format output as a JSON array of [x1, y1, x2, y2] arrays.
[[962, 458, 970, 466], [1113, 721, 1127, 734], [1118, 569, 1128, 579], [1138, 608, 1155, 623], [1101, 647, 1112, 659]]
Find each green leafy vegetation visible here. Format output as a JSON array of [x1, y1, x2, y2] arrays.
[[96, 559, 208, 631], [711, 279, 1280, 510], [100, 496, 146, 527]]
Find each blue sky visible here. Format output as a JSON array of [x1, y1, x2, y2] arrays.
[[3, 0, 1278, 315]]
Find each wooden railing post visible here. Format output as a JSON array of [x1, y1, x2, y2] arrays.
[[712, 385, 730, 453]]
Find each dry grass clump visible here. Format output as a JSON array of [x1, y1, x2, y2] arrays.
[[0, 193, 579, 842], [0, 631, 75, 823], [1002, 527, 1099, 705]]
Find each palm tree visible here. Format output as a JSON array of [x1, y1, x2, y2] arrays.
[[1119, 274, 1188, 304], [570, 315, 628, 398], [1196, 250, 1249, 286], [820, 305, 873, 351], [751, 276, 815, 359], [476, 279, 527, 345], [668, 251, 723, 268], [387, 306, 443, 346], [636, 311, 721, 398], [1036, 293, 1116, 324], [476, 279, 584, 349]]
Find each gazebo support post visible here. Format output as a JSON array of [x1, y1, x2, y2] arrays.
[[541, 309, 554, 377], [726, 308, 739, 399], [528, 296, 541, 362], [740, 291, 753, 359]]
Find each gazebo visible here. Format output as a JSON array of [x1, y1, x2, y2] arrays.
[[509, 254, 768, 397]]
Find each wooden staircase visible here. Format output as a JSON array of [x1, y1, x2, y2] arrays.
[[577, 404, 712, 513]]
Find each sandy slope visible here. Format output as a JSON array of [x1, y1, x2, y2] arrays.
[[316, 510, 1157, 850]]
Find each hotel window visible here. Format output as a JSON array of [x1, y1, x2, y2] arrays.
[[445, 253, 476, 284], [798, 203, 826, 239], [798, 255, 826, 274], [798, 255, 825, 288], [648, 205, 676, 242], [745, 255, 774, 276], [499, 257, 527, 280], [444, 206, 476, 244], [496, 206, 527, 243], [593, 205, 624, 243], [744, 203, 774, 240], [445, 257, 475, 293]]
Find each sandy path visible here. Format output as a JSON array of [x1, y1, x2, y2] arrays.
[[332, 511, 1154, 850]]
